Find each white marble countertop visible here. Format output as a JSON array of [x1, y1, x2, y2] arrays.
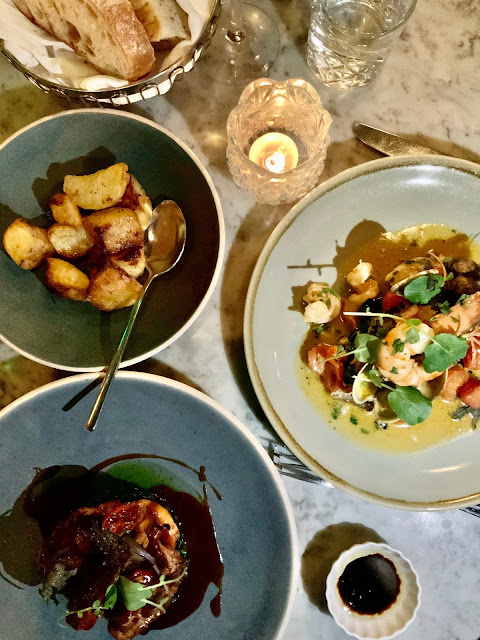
[[1, 0, 480, 638]]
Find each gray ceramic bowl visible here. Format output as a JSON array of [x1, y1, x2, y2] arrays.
[[0, 371, 297, 639], [0, 109, 224, 371]]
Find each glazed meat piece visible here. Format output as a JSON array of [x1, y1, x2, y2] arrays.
[[38, 499, 187, 639]]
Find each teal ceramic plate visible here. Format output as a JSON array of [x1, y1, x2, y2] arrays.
[[245, 156, 480, 509], [0, 110, 224, 371], [0, 372, 297, 640]]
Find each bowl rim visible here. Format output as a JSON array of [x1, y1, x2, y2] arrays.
[[0, 108, 225, 372], [0, 369, 299, 640], [244, 152, 480, 510]]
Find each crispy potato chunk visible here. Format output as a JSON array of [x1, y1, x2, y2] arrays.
[[83, 207, 143, 257], [119, 175, 153, 230], [45, 258, 89, 301], [48, 224, 94, 258], [48, 193, 83, 226], [88, 264, 142, 311], [63, 163, 129, 211], [3, 219, 54, 270], [111, 248, 146, 278]]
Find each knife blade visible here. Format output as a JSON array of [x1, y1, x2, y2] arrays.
[[353, 121, 442, 157]]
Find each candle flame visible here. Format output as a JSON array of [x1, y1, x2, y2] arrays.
[[265, 149, 287, 173]]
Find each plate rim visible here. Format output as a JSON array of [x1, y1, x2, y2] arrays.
[[0, 370, 299, 640], [244, 154, 480, 511], [0, 108, 225, 373]]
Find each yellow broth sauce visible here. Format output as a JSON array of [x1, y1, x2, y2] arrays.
[[298, 224, 480, 453]]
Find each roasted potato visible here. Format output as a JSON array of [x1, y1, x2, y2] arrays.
[[3, 219, 54, 270], [63, 163, 129, 211], [118, 175, 153, 230], [111, 248, 146, 278], [88, 264, 142, 311], [48, 193, 83, 226], [83, 207, 143, 257], [48, 224, 94, 258], [45, 257, 90, 301]]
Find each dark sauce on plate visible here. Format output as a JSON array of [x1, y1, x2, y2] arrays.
[[337, 554, 400, 615], [15, 455, 223, 627]]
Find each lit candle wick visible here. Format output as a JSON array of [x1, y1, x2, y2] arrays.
[[249, 132, 299, 174], [265, 147, 288, 173]]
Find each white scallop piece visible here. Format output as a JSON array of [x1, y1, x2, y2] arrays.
[[325, 542, 421, 640]]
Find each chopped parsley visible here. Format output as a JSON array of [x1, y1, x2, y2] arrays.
[[360, 428, 369, 434], [350, 416, 358, 425], [392, 338, 404, 354], [391, 367, 399, 374], [332, 406, 341, 420]]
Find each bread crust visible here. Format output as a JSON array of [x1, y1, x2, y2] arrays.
[[12, 0, 155, 80]]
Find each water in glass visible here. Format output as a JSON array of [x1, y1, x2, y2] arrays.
[[307, 0, 416, 90]]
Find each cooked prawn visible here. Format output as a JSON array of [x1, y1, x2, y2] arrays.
[[377, 321, 443, 387], [303, 282, 341, 324], [342, 261, 380, 313], [431, 291, 480, 335]]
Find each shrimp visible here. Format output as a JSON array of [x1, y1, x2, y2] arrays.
[[343, 262, 380, 313], [430, 291, 480, 335], [303, 282, 341, 324], [377, 321, 443, 387]]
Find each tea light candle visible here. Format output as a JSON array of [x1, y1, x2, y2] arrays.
[[249, 132, 299, 174]]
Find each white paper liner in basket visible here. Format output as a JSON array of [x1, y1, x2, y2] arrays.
[[0, 0, 213, 91]]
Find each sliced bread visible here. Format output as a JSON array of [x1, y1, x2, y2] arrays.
[[12, 0, 156, 80], [129, 0, 190, 50]]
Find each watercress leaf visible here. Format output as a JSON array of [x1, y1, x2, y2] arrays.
[[403, 274, 444, 304], [104, 584, 118, 610], [354, 334, 381, 363], [423, 334, 468, 373], [405, 318, 421, 326], [405, 327, 420, 344], [118, 576, 153, 612], [438, 300, 451, 315], [368, 367, 383, 388], [388, 386, 432, 425]]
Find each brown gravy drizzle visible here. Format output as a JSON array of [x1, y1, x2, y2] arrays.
[[14, 454, 224, 627]]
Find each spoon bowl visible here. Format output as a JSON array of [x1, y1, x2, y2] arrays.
[[85, 200, 187, 431]]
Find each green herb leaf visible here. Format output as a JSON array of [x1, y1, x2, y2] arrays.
[[405, 327, 420, 344], [391, 367, 399, 374], [354, 334, 381, 364], [350, 416, 358, 425], [392, 338, 404, 354], [388, 386, 432, 425], [405, 318, 421, 326], [104, 584, 118, 610], [118, 569, 188, 613], [457, 294, 469, 306], [368, 367, 383, 388], [313, 324, 325, 336], [423, 334, 468, 373], [332, 406, 340, 420], [403, 274, 444, 304], [438, 300, 451, 315], [360, 428, 369, 434], [322, 287, 340, 298]]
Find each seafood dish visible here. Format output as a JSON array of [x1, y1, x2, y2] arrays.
[[300, 225, 480, 452]]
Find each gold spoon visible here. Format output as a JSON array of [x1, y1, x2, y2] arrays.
[[85, 200, 187, 431]]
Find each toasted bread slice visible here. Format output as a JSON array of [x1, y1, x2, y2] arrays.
[[129, 0, 190, 49], [12, 0, 155, 80]]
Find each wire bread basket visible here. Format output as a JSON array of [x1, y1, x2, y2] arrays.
[[1, 0, 220, 107]]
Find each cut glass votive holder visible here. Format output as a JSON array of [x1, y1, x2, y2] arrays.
[[226, 78, 332, 205]]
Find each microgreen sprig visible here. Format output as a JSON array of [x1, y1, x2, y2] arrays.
[[117, 568, 188, 613], [66, 583, 117, 620]]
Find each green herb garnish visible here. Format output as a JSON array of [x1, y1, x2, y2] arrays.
[[350, 416, 358, 425], [67, 583, 117, 619], [423, 333, 468, 373], [332, 406, 341, 420], [117, 569, 187, 613], [403, 274, 444, 304], [387, 386, 432, 425]]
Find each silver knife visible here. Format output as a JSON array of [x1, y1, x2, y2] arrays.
[[353, 121, 442, 157]]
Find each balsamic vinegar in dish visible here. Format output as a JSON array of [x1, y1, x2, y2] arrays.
[[298, 224, 480, 452]]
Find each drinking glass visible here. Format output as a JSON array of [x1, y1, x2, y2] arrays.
[[307, 0, 417, 90]]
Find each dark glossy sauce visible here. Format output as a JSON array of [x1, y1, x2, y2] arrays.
[[16, 456, 223, 627], [337, 554, 400, 615]]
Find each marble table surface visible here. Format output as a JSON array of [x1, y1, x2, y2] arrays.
[[1, 0, 480, 638]]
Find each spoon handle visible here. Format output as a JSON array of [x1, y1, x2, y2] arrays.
[[85, 273, 154, 432]]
